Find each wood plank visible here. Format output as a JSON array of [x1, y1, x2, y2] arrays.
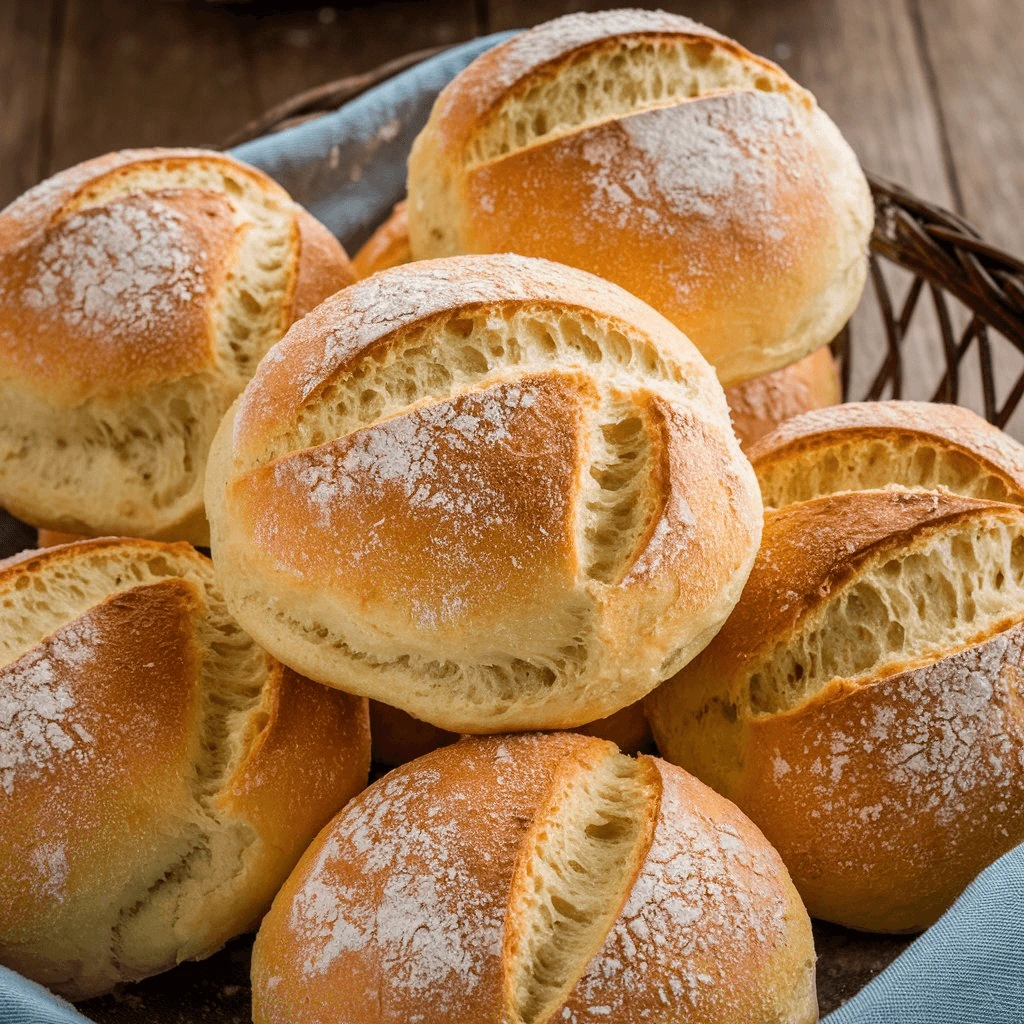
[[913, 0, 1024, 256], [911, 0, 1024, 436], [0, 0, 57, 207], [243, 1, 480, 114], [49, 0, 259, 173]]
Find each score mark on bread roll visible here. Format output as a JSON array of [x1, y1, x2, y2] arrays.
[[647, 487, 1024, 932], [0, 149, 356, 545], [205, 254, 763, 733], [750, 399, 1024, 507], [0, 538, 370, 999], [408, 9, 873, 387], [251, 733, 817, 1024]]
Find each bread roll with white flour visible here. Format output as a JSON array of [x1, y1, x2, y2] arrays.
[[252, 733, 817, 1024], [0, 148, 355, 544], [647, 488, 1024, 932], [205, 254, 763, 733], [0, 538, 370, 999], [408, 9, 872, 386]]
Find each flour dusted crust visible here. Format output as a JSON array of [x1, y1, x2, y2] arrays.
[[407, 9, 872, 386], [0, 537, 370, 999], [647, 488, 1024, 931], [750, 399, 1024, 507], [0, 149, 356, 544], [251, 733, 816, 1024], [725, 346, 841, 451], [205, 254, 763, 733]]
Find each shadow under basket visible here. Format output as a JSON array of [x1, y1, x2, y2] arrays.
[[15, 48, 1024, 1024]]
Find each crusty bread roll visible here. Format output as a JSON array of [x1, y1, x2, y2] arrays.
[[369, 697, 652, 766], [205, 253, 763, 733], [407, 9, 872, 386], [0, 537, 370, 999], [352, 200, 411, 278], [725, 346, 841, 451], [0, 149, 356, 545], [647, 487, 1024, 932], [750, 399, 1024, 508], [252, 733, 816, 1024]]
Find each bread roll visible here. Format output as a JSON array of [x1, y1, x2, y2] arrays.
[[352, 200, 411, 277], [407, 9, 872, 386], [0, 537, 370, 999], [251, 733, 816, 1024], [750, 399, 1024, 508], [205, 253, 763, 733], [725, 346, 841, 451], [0, 149, 356, 545], [369, 697, 652, 766], [647, 488, 1024, 932]]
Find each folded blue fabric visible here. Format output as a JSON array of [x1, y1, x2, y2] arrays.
[[825, 841, 1024, 1023], [232, 31, 515, 253], [0, 967, 86, 1024], [2, 29, 1022, 1024]]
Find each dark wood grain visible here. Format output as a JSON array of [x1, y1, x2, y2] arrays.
[[0, 0, 57, 208], [48, 0, 260, 173], [242, 1, 481, 113], [913, 0, 1024, 256], [904, 0, 1024, 432]]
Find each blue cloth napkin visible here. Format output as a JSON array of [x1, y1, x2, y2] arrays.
[[2, 29, 1023, 1024], [232, 31, 515, 253]]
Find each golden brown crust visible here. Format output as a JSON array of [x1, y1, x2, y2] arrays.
[[207, 254, 763, 733], [352, 201, 412, 278], [408, 11, 872, 386], [749, 399, 1024, 503], [0, 147, 355, 544], [696, 489, 1002, 681], [0, 537, 370, 997], [725, 346, 840, 451], [0, 188, 239, 404], [738, 627, 1024, 931], [251, 734, 815, 1024], [647, 488, 1024, 931], [290, 207, 357, 321], [227, 253, 712, 468], [425, 11, 747, 167], [458, 91, 841, 386], [218, 663, 370, 899]]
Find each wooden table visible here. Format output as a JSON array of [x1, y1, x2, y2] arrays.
[[3, 0, 1023, 260]]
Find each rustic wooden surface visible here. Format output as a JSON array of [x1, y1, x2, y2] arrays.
[[0, 1, 1018, 1019]]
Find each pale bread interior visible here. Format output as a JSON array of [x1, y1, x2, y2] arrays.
[[0, 543, 274, 997], [466, 34, 797, 166], [249, 304, 688, 471], [0, 159, 297, 542], [749, 510, 1024, 714], [758, 436, 1024, 510], [579, 397, 657, 584], [506, 749, 656, 1024]]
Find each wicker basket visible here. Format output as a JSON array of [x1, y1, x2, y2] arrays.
[[228, 56, 1024, 438]]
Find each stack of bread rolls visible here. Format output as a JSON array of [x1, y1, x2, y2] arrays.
[[1, 8, 1018, 1024]]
